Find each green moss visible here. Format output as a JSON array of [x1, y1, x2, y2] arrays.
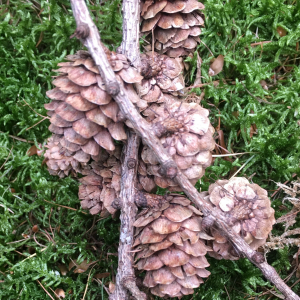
[[0, 0, 299, 299]]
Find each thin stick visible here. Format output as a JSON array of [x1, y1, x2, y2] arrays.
[[26, 117, 48, 131], [230, 155, 255, 178], [250, 41, 271, 47], [22, 99, 49, 119], [0, 145, 13, 171], [37, 280, 55, 300], [0, 131, 34, 143], [212, 152, 255, 157], [69, 2, 300, 299], [43, 199, 88, 214], [94, 278, 110, 295], [18, 247, 47, 264], [82, 264, 96, 300]]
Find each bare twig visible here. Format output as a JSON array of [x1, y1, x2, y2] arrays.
[[0, 131, 34, 143], [43, 199, 88, 214], [37, 280, 55, 300], [250, 41, 271, 47], [69, 1, 300, 299], [111, 1, 145, 299], [83, 264, 96, 300], [110, 131, 146, 300], [0, 145, 13, 171], [120, 0, 141, 69]]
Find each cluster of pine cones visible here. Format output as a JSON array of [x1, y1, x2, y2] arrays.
[[43, 1, 275, 298]]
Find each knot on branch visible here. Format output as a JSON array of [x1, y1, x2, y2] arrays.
[[70, 23, 90, 39], [112, 198, 122, 210], [122, 276, 147, 300], [158, 161, 177, 179], [127, 158, 136, 169], [251, 251, 265, 264], [106, 80, 120, 96]]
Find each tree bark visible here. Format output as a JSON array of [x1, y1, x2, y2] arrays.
[[69, 1, 300, 299], [112, 1, 145, 299], [110, 131, 146, 300], [121, 0, 141, 69]]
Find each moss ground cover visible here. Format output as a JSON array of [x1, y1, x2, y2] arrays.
[[0, 0, 299, 299]]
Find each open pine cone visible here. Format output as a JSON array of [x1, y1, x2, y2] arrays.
[[44, 134, 95, 178], [203, 177, 275, 260], [44, 49, 142, 172], [133, 193, 212, 298], [140, 100, 215, 191], [138, 52, 184, 101], [141, 0, 205, 57], [78, 146, 122, 217]]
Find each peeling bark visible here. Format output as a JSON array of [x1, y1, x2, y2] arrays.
[[69, 1, 300, 299]]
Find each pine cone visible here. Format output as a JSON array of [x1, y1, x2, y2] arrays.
[[44, 49, 142, 168], [44, 134, 92, 178], [204, 177, 275, 260], [140, 100, 215, 191], [138, 52, 184, 101], [141, 0, 205, 57], [78, 146, 122, 216], [133, 193, 212, 298]]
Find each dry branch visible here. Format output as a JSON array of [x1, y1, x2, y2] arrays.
[[120, 0, 141, 69], [110, 131, 145, 300], [69, 1, 300, 299], [110, 1, 145, 299]]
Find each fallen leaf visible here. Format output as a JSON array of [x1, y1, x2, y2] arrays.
[[232, 111, 239, 118], [277, 26, 287, 37], [208, 55, 224, 76], [69, 259, 97, 273], [94, 272, 110, 279], [32, 225, 39, 233], [260, 80, 268, 90], [26, 145, 38, 156], [58, 264, 68, 276], [109, 282, 116, 294], [54, 288, 65, 299]]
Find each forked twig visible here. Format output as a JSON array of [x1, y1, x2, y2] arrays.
[[69, 1, 300, 299]]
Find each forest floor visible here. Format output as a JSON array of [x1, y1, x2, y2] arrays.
[[0, 0, 299, 299]]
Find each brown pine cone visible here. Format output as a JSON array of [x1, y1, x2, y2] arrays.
[[141, 0, 205, 57], [78, 146, 122, 217], [203, 177, 275, 260], [138, 52, 184, 100], [140, 100, 215, 191], [44, 134, 93, 178], [133, 193, 212, 298], [44, 49, 142, 168]]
